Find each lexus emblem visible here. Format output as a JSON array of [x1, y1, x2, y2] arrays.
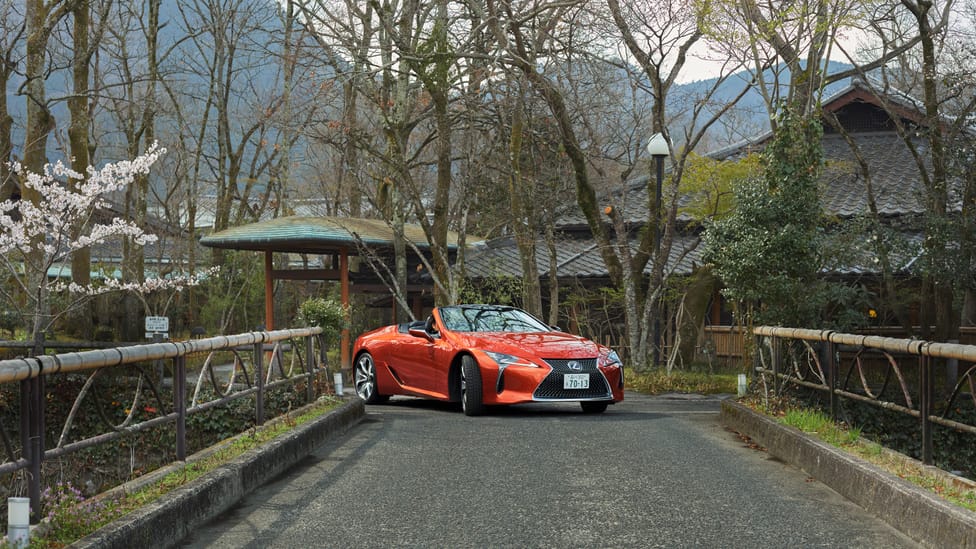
[[567, 360, 582, 371]]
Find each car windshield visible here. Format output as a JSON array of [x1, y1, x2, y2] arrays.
[[438, 306, 551, 333]]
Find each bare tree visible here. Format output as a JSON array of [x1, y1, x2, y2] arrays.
[[710, 0, 932, 118], [0, 2, 24, 202], [481, 0, 748, 368], [64, 0, 113, 337], [299, 0, 489, 310], [94, 0, 163, 338], [175, 0, 286, 238], [846, 0, 976, 340], [608, 0, 752, 368], [22, 0, 83, 348]]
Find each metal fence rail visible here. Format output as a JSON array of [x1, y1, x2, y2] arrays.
[[753, 326, 976, 466], [0, 327, 328, 523]]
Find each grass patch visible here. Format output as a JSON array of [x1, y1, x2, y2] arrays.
[[626, 369, 738, 395], [781, 408, 862, 447], [766, 401, 976, 514], [26, 396, 343, 548]]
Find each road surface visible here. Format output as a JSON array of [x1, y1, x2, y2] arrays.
[[182, 392, 918, 548]]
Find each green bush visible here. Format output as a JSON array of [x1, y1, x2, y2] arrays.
[[626, 369, 737, 395], [197, 251, 267, 333], [0, 309, 20, 338], [296, 298, 348, 344]]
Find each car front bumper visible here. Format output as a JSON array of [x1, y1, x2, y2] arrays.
[[479, 357, 624, 405]]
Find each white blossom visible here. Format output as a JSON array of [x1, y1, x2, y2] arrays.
[[0, 143, 208, 338]]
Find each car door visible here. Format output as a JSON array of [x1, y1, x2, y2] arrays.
[[393, 318, 448, 398]]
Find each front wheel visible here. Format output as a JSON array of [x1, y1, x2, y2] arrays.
[[460, 355, 485, 416], [580, 401, 609, 414], [354, 353, 388, 404]]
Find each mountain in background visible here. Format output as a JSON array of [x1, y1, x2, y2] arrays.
[[668, 61, 855, 153]]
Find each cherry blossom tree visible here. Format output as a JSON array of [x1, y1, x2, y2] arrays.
[[1, 144, 210, 350]]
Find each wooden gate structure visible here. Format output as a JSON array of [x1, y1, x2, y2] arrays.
[[201, 216, 468, 369]]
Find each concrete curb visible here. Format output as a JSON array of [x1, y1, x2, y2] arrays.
[[71, 397, 366, 549], [721, 400, 976, 549]]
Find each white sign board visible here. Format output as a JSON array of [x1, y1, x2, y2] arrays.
[[145, 316, 169, 338]]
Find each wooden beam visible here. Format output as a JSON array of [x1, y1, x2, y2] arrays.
[[346, 284, 432, 293], [264, 250, 274, 330], [270, 269, 343, 281]]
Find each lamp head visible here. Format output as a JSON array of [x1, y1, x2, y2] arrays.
[[646, 132, 668, 157]]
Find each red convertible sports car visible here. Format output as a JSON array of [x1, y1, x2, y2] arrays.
[[352, 304, 624, 415]]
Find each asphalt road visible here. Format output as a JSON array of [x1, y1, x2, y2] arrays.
[[181, 392, 919, 548]]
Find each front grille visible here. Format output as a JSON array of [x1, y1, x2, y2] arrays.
[[534, 358, 611, 400], [543, 358, 597, 372]]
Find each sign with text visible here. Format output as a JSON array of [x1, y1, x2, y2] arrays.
[[145, 316, 169, 338]]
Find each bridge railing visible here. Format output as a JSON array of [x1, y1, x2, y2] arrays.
[[0, 327, 329, 523], [753, 327, 976, 466]]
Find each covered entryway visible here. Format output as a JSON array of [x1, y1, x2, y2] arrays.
[[200, 216, 466, 369]]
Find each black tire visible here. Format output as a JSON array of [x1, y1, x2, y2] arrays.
[[580, 401, 609, 414], [460, 355, 485, 416], [354, 352, 388, 404]]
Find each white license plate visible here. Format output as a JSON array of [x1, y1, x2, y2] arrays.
[[563, 373, 589, 389]]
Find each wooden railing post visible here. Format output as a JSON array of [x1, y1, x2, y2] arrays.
[[24, 372, 45, 524], [771, 336, 780, 394], [919, 350, 933, 465], [254, 339, 265, 425], [822, 338, 837, 421], [20, 374, 44, 524], [174, 355, 186, 461], [26, 335, 45, 523], [305, 335, 314, 403]]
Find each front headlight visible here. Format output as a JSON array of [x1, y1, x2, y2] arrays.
[[602, 350, 622, 367], [483, 351, 539, 369]]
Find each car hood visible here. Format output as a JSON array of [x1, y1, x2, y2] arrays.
[[455, 331, 602, 359]]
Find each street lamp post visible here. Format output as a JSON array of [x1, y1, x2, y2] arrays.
[[646, 132, 668, 367]]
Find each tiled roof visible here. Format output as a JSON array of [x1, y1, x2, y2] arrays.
[[820, 133, 927, 217], [200, 216, 467, 254], [552, 176, 700, 230], [467, 79, 952, 282], [712, 131, 958, 218], [560, 131, 932, 230], [464, 224, 922, 280], [464, 234, 704, 280]]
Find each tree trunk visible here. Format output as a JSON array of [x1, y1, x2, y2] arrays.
[[122, 0, 159, 332], [341, 80, 361, 217], [508, 102, 542, 317], [24, 0, 62, 342], [963, 290, 975, 328], [911, 0, 957, 342], [677, 266, 718, 367], [545, 217, 559, 326], [392, 182, 409, 320], [431, 89, 454, 306], [68, 0, 92, 338], [0, 35, 15, 201]]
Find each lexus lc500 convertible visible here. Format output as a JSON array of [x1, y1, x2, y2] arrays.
[[351, 304, 624, 415]]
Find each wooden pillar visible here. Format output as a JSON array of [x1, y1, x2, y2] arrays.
[[264, 250, 274, 330], [340, 247, 350, 369], [412, 294, 423, 320], [710, 289, 723, 325]]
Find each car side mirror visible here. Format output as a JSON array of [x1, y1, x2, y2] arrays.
[[408, 327, 434, 341], [550, 325, 562, 332]]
